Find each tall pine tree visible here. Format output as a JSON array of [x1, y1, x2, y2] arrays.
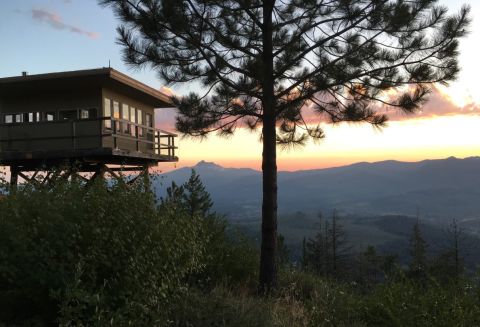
[[99, 0, 471, 292]]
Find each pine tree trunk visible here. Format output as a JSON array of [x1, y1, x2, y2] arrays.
[[259, 113, 278, 293], [258, 0, 278, 294]]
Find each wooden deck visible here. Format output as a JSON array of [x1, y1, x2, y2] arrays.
[[0, 117, 178, 170], [0, 148, 177, 170]]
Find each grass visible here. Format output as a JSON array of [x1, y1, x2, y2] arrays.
[[163, 268, 480, 327]]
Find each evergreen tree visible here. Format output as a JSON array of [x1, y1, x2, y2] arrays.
[[161, 180, 185, 210], [306, 224, 328, 275], [432, 218, 467, 280], [353, 244, 382, 286], [406, 217, 429, 280], [183, 169, 214, 218], [363, 245, 381, 283], [328, 209, 353, 279], [99, 0, 471, 292], [305, 211, 328, 275], [306, 209, 352, 279]]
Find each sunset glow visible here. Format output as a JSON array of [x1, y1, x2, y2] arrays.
[[0, 0, 478, 174]]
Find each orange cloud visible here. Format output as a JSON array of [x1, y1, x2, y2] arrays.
[[154, 84, 479, 132], [297, 86, 480, 126], [159, 86, 178, 97], [374, 87, 480, 121], [31, 8, 100, 39]]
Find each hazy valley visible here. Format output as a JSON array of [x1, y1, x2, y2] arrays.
[[157, 156, 480, 270]]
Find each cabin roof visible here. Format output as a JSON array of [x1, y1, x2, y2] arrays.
[[0, 68, 174, 108]]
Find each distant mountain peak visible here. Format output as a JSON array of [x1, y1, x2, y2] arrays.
[[194, 160, 224, 171]]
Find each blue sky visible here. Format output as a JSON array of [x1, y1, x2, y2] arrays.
[[0, 0, 152, 85], [0, 0, 479, 171], [0, 0, 478, 94]]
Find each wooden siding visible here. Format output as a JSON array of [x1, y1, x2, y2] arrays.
[[0, 88, 102, 116]]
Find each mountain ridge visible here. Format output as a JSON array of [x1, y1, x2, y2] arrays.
[[156, 156, 480, 224]]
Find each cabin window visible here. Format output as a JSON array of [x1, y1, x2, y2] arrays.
[[113, 101, 120, 119], [80, 109, 89, 119], [146, 114, 152, 128], [137, 110, 144, 138], [123, 122, 130, 134], [45, 111, 55, 121], [4, 115, 13, 123], [122, 104, 129, 120], [23, 112, 40, 123], [129, 107, 136, 136], [15, 114, 23, 123], [104, 98, 111, 116], [104, 98, 112, 130], [130, 107, 136, 123], [59, 110, 78, 120]]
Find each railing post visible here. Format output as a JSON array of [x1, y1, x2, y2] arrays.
[[171, 136, 174, 157], [99, 118, 103, 148], [136, 125, 139, 151], [113, 119, 117, 149]]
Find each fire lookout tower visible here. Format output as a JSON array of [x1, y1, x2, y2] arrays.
[[0, 68, 178, 186]]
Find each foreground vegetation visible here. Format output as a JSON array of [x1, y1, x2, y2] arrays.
[[0, 169, 479, 326]]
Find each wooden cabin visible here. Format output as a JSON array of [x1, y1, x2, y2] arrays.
[[0, 68, 178, 179]]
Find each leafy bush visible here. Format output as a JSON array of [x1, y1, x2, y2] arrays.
[[279, 268, 364, 327], [357, 277, 480, 326], [193, 214, 260, 287], [0, 171, 206, 326], [160, 170, 260, 288]]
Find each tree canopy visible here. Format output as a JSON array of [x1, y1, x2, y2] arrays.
[[99, 0, 471, 292]]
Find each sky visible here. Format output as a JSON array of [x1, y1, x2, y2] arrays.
[[0, 0, 478, 172]]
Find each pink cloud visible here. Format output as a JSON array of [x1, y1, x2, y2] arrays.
[[30, 8, 100, 39], [154, 86, 179, 132], [154, 84, 479, 133], [298, 86, 480, 125], [372, 87, 480, 122]]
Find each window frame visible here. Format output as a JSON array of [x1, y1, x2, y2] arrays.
[[146, 113, 153, 128], [137, 109, 144, 138], [4, 114, 13, 124]]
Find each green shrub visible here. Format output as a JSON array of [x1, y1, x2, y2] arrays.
[[160, 171, 260, 289], [193, 214, 260, 288], [276, 267, 365, 326], [357, 277, 480, 327], [0, 172, 206, 326]]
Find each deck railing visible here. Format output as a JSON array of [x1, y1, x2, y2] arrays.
[[0, 117, 178, 157]]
